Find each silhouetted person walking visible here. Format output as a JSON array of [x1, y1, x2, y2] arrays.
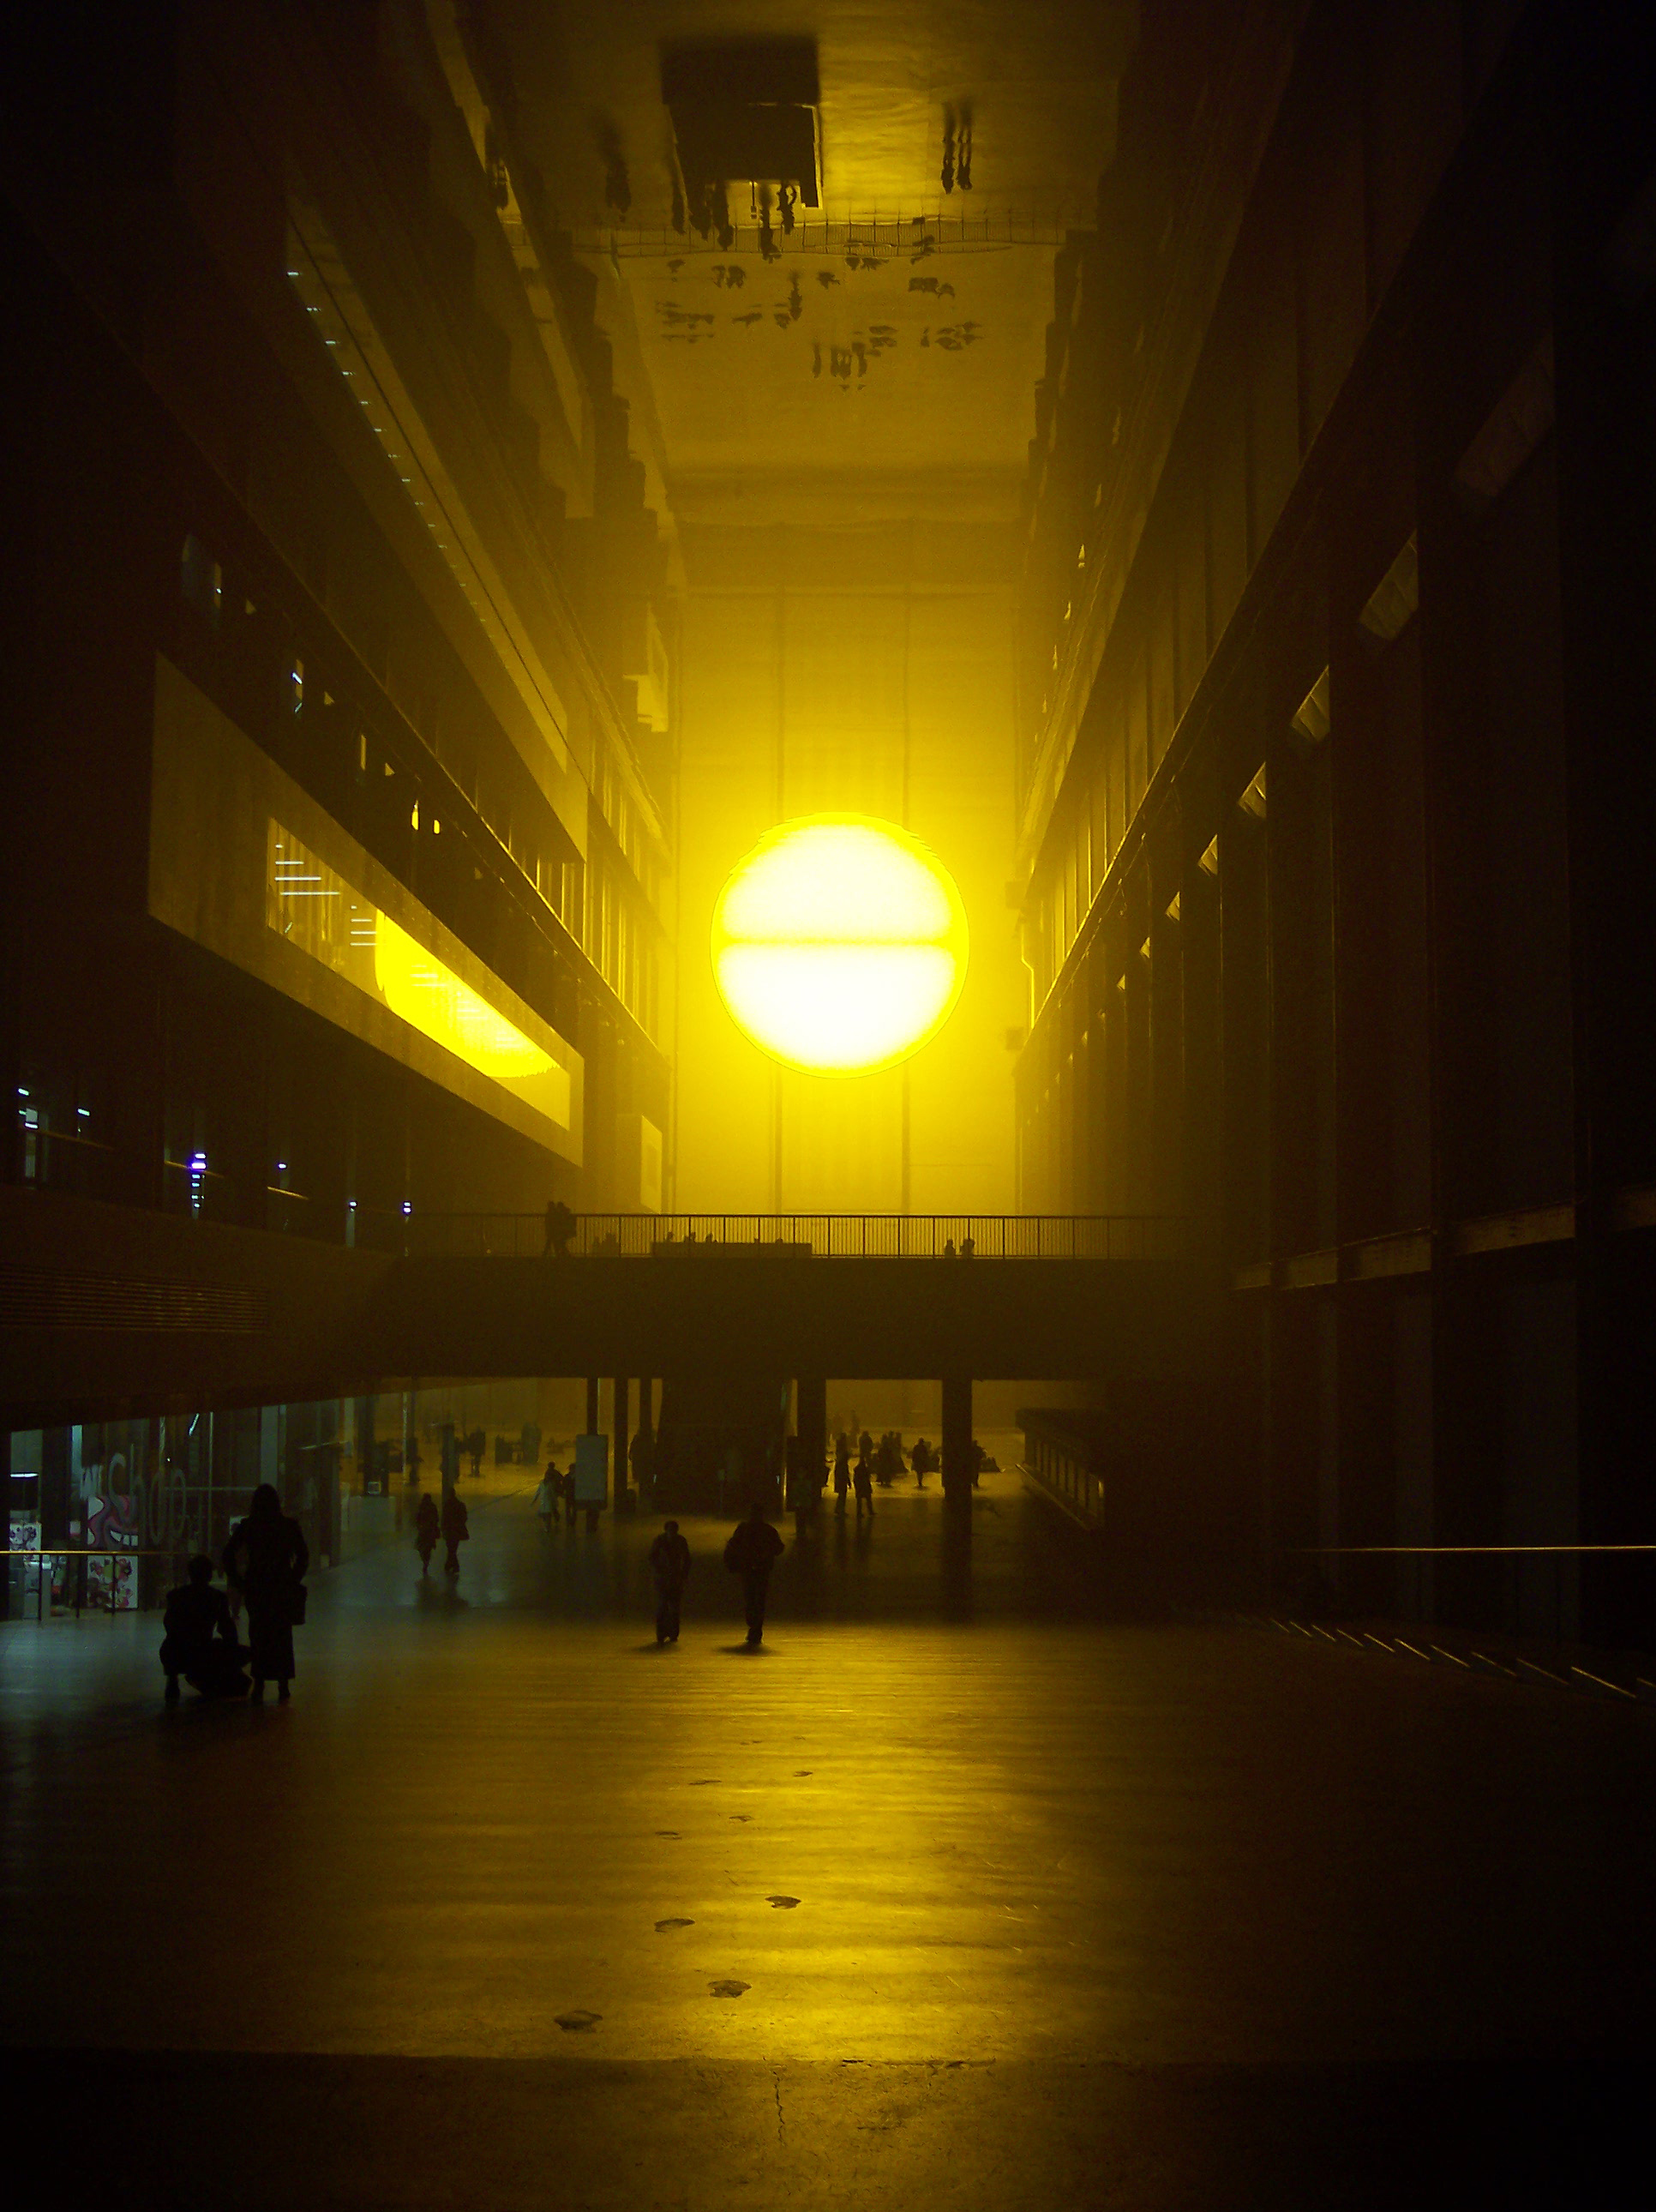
[[543, 1196, 575, 1257], [649, 1518, 691, 1644], [223, 1483, 308, 1704], [441, 1488, 469, 1575], [533, 1466, 559, 1534], [414, 1489, 439, 1573], [832, 1433, 851, 1514], [160, 1555, 249, 1703], [723, 1501, 784, 1647], [854, 1440, 875, 1520]]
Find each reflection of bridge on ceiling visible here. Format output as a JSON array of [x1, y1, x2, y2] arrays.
[[0, 1191, 1221, 1430], [579, 212, 1068, 257], [395, 1210, 1190, 1262]]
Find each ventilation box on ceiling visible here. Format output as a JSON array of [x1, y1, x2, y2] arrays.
[[1455, 332, 1554, 506], [1359, 535, 1419, 645], [1290, 668, 1331, 748], [661, 38, 821, 205]]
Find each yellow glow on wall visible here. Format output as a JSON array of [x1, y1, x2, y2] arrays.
[[264, 819, 573, 1133], [712, 816, 968, 1075], [373, 914, 553, 1079]]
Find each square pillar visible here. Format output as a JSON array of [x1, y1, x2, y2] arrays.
[[796, 1375, 826, 1492], [636, 1378, 655, 1502], [941, 1373, 974, 1503], [612, 1377, 630, 1510]]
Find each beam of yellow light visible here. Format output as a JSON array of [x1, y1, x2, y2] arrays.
[[374, 912, 553, 1079], [712, 816, 968, 1076]]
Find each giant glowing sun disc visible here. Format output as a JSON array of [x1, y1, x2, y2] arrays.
[[712, 816, 969, 1075]]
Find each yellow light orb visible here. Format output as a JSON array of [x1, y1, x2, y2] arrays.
[[712, 815, 969, 1076]]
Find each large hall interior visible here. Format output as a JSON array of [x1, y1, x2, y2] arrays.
[[4, 2, 1656, 2203]]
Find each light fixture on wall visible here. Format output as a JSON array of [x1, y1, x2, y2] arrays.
[[711, 815, 968, 1076]]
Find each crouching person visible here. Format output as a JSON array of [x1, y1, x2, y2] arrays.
[[160, 1556, 249, 1704]]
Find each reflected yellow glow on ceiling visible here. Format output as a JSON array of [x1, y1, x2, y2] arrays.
[[266, 820, 572, 1133], [374, 913, 554, 1079], [712, 816, 967, 1075]]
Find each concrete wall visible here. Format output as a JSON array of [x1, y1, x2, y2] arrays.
[[674, 520, 1022, 1217]]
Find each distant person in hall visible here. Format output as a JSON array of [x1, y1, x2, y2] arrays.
[[853, 1440, 875, 1522], [649, 1518, 692, 1644], [630, 1424, 653, 1501], [414, 1489, 440, 1572], [723, 1500, 784, 1648], [441, 1488, 470, 1575], [159, 1555, 249, 1703], [533, 1465, 559, 1535], [223, 1483, 308, 1704], [833, 1431, 852, 1514], [543, 1197, 576, 1257]]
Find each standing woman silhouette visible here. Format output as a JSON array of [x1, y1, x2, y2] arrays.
[[224, 1482, 309, 1704]]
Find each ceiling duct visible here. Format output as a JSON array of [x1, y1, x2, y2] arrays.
[[660, 38, 822, 213]]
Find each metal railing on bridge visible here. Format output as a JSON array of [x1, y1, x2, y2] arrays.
[[393, 1212, 1190, 1262]]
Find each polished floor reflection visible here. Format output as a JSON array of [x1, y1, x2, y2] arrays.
[[3, 1460, 1654, 2205]]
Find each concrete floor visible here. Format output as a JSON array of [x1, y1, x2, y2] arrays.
[[4, 1455, 1655, 2206]]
